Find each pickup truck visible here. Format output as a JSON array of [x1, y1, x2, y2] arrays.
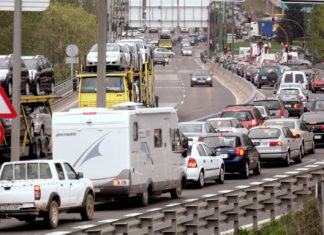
[[0, 160, 95, 228]]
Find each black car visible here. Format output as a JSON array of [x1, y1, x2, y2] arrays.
[[190, 69, 212, 87], [202, 133, 261, 179], [255, 65, 281, 89], [301, 112, 324, 146], [0, 54, 29, 97], [22, 55, 55, 96], [245, 66, 258, 83], [278, 94, 304, 117]]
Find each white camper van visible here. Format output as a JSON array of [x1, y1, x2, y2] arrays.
[[52, 106, 188, 206]]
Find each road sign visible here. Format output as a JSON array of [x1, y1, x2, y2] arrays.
[[66, 44, 79, 57], [0, 0, 50, 11], [0, 85, 17, 119], [0, 124, 4, 145], [281, 0, 324, 3], [65, 57, 79, 64]]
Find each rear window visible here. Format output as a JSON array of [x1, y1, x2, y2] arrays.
[[302, 114, 324, 124], [316, 76, 324, 82], [221, 111, 253, 121], [279, 95, 299, 102], [315, 101, 324, 111], [264, 120, 295, 129], [203, 136, 239, 148], [295, 74, 304, 83], [279, 89, 299, 95], [207, 119, 233, 128], [284, 74, 293, 83], [253, 100, 281, 110], [179, 124, 202, 133], [248, 128, 281, 139]]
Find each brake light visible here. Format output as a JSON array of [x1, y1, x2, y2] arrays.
[[261, 126, 269, 129], [83, 112, 96, 115], [34, 185, 41, 200], [320, 126, 324, 130], [291, 132, 298, 137], [280, 109, 285, 117], [309, 122, 317, 125], [188, 158, 198, 168], [306, 84, 309, 90], [270, 141, 282, 146], [294, 104, 301, 108], [198, 137, 205, 142], [236, 147, 244, 156], [251, 119, 257, 125]]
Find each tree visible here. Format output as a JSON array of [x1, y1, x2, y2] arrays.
[[309, 5, 324, 60]]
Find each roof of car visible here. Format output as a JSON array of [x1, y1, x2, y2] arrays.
[[179, 121, 206, 125], [223, 104, 255, 111], [204, 133, 243, 138], [207, 117, 238, 121], [264, 118, 297, 123], [249, 125, 284, 130]]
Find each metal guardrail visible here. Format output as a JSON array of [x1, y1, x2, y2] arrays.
[[54, 76, 77, 96], [69, 165, 324, 235]]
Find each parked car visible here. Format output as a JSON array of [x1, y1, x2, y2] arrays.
[[0, 54, 29, 97], [277, 94, 304, 117], [301, 112, 324, 146], [220, 104, 264, 129], [207, 117, 248, 134], [255, 65, 281, 89], [311, 74, 324, 93], [179, 121, 217, 146], [181, 46, 193, 56], [203, 134, 261, 179], [0, 160, 94, 228], [22, 55, 55, 96], [309, 99, 324, 112], [186, 142, 225, 188], [253, 98, 289, 119], [154, 47, 175, 58], [190, 69, 213, 87], [263, 118, 315, 155]]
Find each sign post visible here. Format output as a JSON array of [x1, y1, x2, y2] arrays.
[[65, 44, 79, 79]]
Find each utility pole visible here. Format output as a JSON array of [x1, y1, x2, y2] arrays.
[[214, 2, 217, 56], [311, 5, 315, 64], [231, 1, 234, 71], [207, 3, 210, 58], [218, 1, 223, 54], [224, 2, 227, 46], [109, 0, 112, 42]]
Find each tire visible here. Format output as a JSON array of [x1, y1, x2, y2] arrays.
[[81, 194, 94, 220], [253, 158, 261, 175], [240, 161, 249, 179], [7, 81, 12, 97], [196, 171, 205, 188], [139, 187, 150, 206], [309, 141, 315, 154], [301, 144, 305, 158], [257, 83, 262, 89], [35, 140, 42, 159], [50, 81, 55, 94], [216, 166, 225, 184], [25, 82, 30, 95], [295, 148, 302, 164], [44, 200, 59, 229], [35, 82, 41, 96], [284, 151, 291, 167], [170, 180, 182, 199]]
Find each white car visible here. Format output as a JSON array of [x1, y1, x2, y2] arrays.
[[154, 48, 175, 58], [279, 71, 309, 92], [118, 39, 151, 66], [86, 43, 127, 69], [0, 160, 94, 228], [181, 46, 193, 56], [276, 85, 307, 106], [207, 117, 248, 135], [263, 118, 315, 156], [186, 142, 224, 188]]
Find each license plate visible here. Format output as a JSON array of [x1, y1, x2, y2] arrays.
[[198, 80, 205, 83], [285, 104, 291, 108], [252, 141, 260, 146], [314, 135, 322, 140], [261, 142, 269, 147], [220, 154, 228, 159], [0, 204, 20, 211], [262, 76, 267, 80]]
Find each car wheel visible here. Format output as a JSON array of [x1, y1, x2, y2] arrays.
[[139, 187, 150, 206], [257, 83, 261, 89], [284, 151, 291, 167], [240, 161, 249, 179], [35, 140, 42, 159], [170, 180, 182, 199], [301, 144, 305, 157], [7, 81, 12, 97], [30, 125, 35, 138], [253, 158, 261, 175], [309, 141, 315, 154], [196, 170, 205, 188], [25, 82, 30, 95], [81, 194, 94, 220], [35, 82, 41, 96], [295, 148, 302, 163], [44, 200, 59, 229], [216, 166, 225, 184], [50, 81, 55, 94]]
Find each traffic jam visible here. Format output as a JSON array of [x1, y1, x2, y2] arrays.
[[0, 2, 324, 233]]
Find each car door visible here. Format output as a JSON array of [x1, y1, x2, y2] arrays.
[[300, 121, 314, 151], [202, 143, 220, 179], [196, 144, 212, 178], [243, 135, 258, 169], [54, 163, 70, 207], [284, 127, 299, 157], [63, 162, 84, 206]]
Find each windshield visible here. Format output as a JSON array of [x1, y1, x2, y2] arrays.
[[316, 76, 324, 82], [248, 128, 281, 139], [89, 44, 119, 52], [314, 101, 324, 111], [204, 136, 238, 148], [302, 114, 324, 123], [221, 111, 253, 121], [208, 119, 233, 128], [253, 100, 281, 110], [194, 70, 209, 76], [183, 47, 192, 50], [81, 76, 125, 93], [179, 124, 202, 133], [0, 58, 9, 69], [260, 66, 280, 75], [23, 59, 37, 69], [264, 120, 295, 129], [159, 42, 171, 46]]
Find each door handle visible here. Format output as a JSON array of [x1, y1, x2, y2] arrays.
[[70, 183, 72, 186], [203, 160, 206, 163]]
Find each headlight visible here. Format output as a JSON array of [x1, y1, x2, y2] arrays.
[[207, 77, 211, 81], [165, 58, 169, 62], [192, 77, 197, 81]]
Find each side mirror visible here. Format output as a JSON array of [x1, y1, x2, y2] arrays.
[[273, 90, 276, 94], [271, 113, 276, 116], [189, 73, 193, 77], [77, 172, 84, 179]]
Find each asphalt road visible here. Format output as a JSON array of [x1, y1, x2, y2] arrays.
[[1, 46, 324, 234]]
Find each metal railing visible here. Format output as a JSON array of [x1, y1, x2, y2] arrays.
[[54, 76, 77, 97], [67, 166, 324, 235]]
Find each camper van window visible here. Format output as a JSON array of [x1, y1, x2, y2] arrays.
[[170, 128, 182, 152], [154, 129, 162, 148], [140, 142, 150, 154], [55, 163, 65, 180], [133, 122, 138, 141]]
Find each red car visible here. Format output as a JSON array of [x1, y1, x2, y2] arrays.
[[311, 74, 324, 93], [220, 104, 264, 129]]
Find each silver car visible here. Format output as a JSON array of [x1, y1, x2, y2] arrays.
[[263, 118, 315, 156], [153, 48, 175, 58], [179, 121, 217, 146], [248, 126, 302, 166], [181, 46, 193, 56], [207, 117, 248, 135]]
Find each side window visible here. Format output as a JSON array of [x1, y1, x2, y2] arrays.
[[203, 144, 213, 156], [133, 122, 138, 141], [170, 128, 183, 152], [0, 165, 13, 180], [27, 163, 38, 179], [37, 59, 44, 70], [154, 129, 162, 147], [300, 122, 309, 131], [243, 135, 253, 146], [140, 142, 150, 154], [14, 164, 26, 180], [42, 58, 49, 68], [197, 144, 207, 156], [253, 109, 263, 120], [55, 163, 65, 180], [283, 128, 292, 138], [206, 123, 216, 133], [63, 163, 78, 180], [40, 163, 52, 179], [236, 137, 242, 147]]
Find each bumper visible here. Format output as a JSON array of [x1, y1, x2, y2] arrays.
[[286, 108, 303, 116], [313, 133, 324, 145], [191, 80, 212, 86], [186, 168, 200, 182], [223, 156, 245, 173], [0, 208, 39, 218], [258, 151, 287, 162]]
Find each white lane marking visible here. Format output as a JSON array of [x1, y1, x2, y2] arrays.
[[274, 175, 289, 178], [295, 168, 309, 171], [98, 219, 118, 223], [165, 203, 181, 207], [285, 171, 300, 174], [45, 232, 70, 235], [146, 208, 161, 212], [72, 224, 95, 229], [183, 94, 186, 98], [250, 182, 263, 185], [236, 185, 249, 189], [184, 198, 199, 202], [304, 165, 318, 168], [202, 194, 217, 198], [181, 101, 184, 104], [124, 213, 142, 217], [315, 162, 324, 165], [218, 190, 233, 194], [263, 178, 277, 182], [156, 86, 183, 89]]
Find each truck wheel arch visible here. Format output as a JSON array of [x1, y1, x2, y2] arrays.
[[46, 193, 61, 210], [81, 187, 95, 207]]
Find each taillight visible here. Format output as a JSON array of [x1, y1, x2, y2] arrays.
[[270, 141, 282, 146], [188, 158, 198, 168], [306, 84, 309, 90], [251, 119, 257, 126], [280, 109, 285, 117], [320, 126, 324, 130], [83, 112, 96, 115], [299, 96, 304, 101], [294, 104, 301, 108], [34, 185, 41, 200], [198, 137, 205, 142], [236, 147, 245, 156]]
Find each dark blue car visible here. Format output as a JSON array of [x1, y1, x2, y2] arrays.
[[202, 133, 261, 179]]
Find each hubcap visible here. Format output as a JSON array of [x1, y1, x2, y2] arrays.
[[246, 163, 249, 177], [87, 197, 94, 216], [220, 168, 224, 182], [51, 204, 58, 225], [199, 172, 204, 186]]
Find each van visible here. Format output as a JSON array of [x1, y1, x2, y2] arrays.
[[52, 105, 188, 205], [279, 71, 308, 92]]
